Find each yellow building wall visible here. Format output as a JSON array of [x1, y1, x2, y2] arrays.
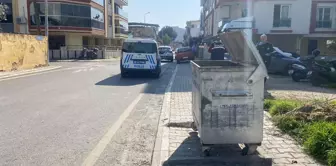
[[0, 33, 48, 72], [65, 34, 83, 50]]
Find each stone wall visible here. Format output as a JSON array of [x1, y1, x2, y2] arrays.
[[0, 33, 48, 72]]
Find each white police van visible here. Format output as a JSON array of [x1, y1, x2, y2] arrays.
[[120, 38, 161, 78]]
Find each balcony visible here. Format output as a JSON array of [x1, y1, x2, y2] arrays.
[[115, 9, 128, 20], [115, 0, 128, 6], [114, 4, 128, 20], [316, 20, 333, 29], [273, 18, 292, 28], [115, 26, 128, 38]]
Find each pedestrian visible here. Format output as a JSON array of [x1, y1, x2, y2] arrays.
[[256, 34, 274, 68], [210, 41, 227, 60]]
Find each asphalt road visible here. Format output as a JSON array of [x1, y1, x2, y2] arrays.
[[0, 61, 176, 166]]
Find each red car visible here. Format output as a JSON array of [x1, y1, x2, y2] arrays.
[[175, 47, 195, 64]]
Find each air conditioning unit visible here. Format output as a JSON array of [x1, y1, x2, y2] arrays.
[[16, 17, 27, 24]]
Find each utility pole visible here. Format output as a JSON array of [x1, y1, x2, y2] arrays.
[[144, 12, 150, 23], [44, 0, 49, 63]]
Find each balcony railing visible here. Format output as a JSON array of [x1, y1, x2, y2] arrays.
[[115, 26, 128, 35], [316, 20, 332, 28], [115, 6, 128, 19], [273, 18, 291, 28]]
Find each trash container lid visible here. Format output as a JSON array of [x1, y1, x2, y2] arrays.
[[219, 31, 264, 67]]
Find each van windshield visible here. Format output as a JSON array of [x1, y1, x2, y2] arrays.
[[122, 42, 157, 54]]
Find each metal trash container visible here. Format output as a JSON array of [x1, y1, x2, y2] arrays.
[[191, 31, 268, 156]]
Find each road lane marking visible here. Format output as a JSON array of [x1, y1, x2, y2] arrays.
[[73, 69, 82, 73], [89, 68, 94, 71], [81, 93, 144, 166]]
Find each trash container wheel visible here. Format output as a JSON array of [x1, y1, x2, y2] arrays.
[[241, 144, 258, 156], [202, 147, 211, 157]]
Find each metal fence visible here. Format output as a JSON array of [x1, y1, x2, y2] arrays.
[[48, 47, 121, 60]]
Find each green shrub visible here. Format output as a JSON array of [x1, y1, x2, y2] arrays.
[[328, 149, 336, 166], [302, 122, 336, 162], [269, 100, 301, 116], [273, 115, 304, 136], [264, 99, 274, 110]]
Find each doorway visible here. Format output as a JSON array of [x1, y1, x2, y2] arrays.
[[308, 39, 318, 55]]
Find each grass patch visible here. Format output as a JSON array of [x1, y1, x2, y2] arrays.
[[266, 98, 336, 165], [264, 99, 302, 116]]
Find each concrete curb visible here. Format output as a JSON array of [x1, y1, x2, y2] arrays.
[[0, 66, 62, 80], [151, 65, 178, 166], [50, 58, 120, 62]]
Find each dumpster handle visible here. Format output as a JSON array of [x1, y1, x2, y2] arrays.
[[211, 90, 252, 97]]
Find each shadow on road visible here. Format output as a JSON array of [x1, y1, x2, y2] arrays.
[[95, 63, 176, 94], [163, 131, 273, 166]]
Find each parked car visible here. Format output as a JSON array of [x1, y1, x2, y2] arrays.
[[266, 50, 304, 75], [158, 46, 174, 62], [175, 47, 194, 64]]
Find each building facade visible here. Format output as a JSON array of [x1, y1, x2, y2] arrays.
[[200, 0, 336, 56], [1, 0, 128, 49]]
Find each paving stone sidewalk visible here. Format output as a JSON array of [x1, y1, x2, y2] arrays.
[[162, 63, 322, 166]]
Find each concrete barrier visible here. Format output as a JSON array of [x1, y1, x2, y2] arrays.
[[0, 33, 48, 72]]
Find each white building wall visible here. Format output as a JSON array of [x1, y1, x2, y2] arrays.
[[253, 0, 312, 34]]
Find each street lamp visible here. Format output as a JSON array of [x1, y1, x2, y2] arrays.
[[44, 0, 49, 63], [144, 12, 150, 23]]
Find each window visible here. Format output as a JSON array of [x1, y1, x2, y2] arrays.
[[29, 2, 104, 30], [108, 15, 112, 26], [122, 42, 157, 54], [317, 7, 332, 28], [273, 4, 291, 27], [242, 8, 248, 17]]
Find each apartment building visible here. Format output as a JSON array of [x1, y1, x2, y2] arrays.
[[186, 20, 201, 38], [201, 0, 336, 56], [304, 0, 336, 55], [1, 0, 128, 49]]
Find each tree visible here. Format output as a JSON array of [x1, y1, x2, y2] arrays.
[[0, 3, 9, 32], [0, 3, 8, 21], [158, 26, 177, 41], [162, 34, 172, 45], [327, 40, 336, 52]]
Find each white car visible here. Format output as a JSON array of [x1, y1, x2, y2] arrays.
[[158, 46, 174, 62], [120, 38, 161, 78]]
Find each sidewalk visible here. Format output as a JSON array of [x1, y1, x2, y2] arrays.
[[156, 63, 322, 166], [0, 65, 62, 80]]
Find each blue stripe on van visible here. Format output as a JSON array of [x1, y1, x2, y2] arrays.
[[146, 55, 152, 64], [126, 54, 132, 63], [123, 55, 128, 63], [151, 55, 155, 64]]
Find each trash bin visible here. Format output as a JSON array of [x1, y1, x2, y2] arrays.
[[191, 31, 268, 156]]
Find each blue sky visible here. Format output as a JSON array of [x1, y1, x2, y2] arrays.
[[124, 0, 201, 29]]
